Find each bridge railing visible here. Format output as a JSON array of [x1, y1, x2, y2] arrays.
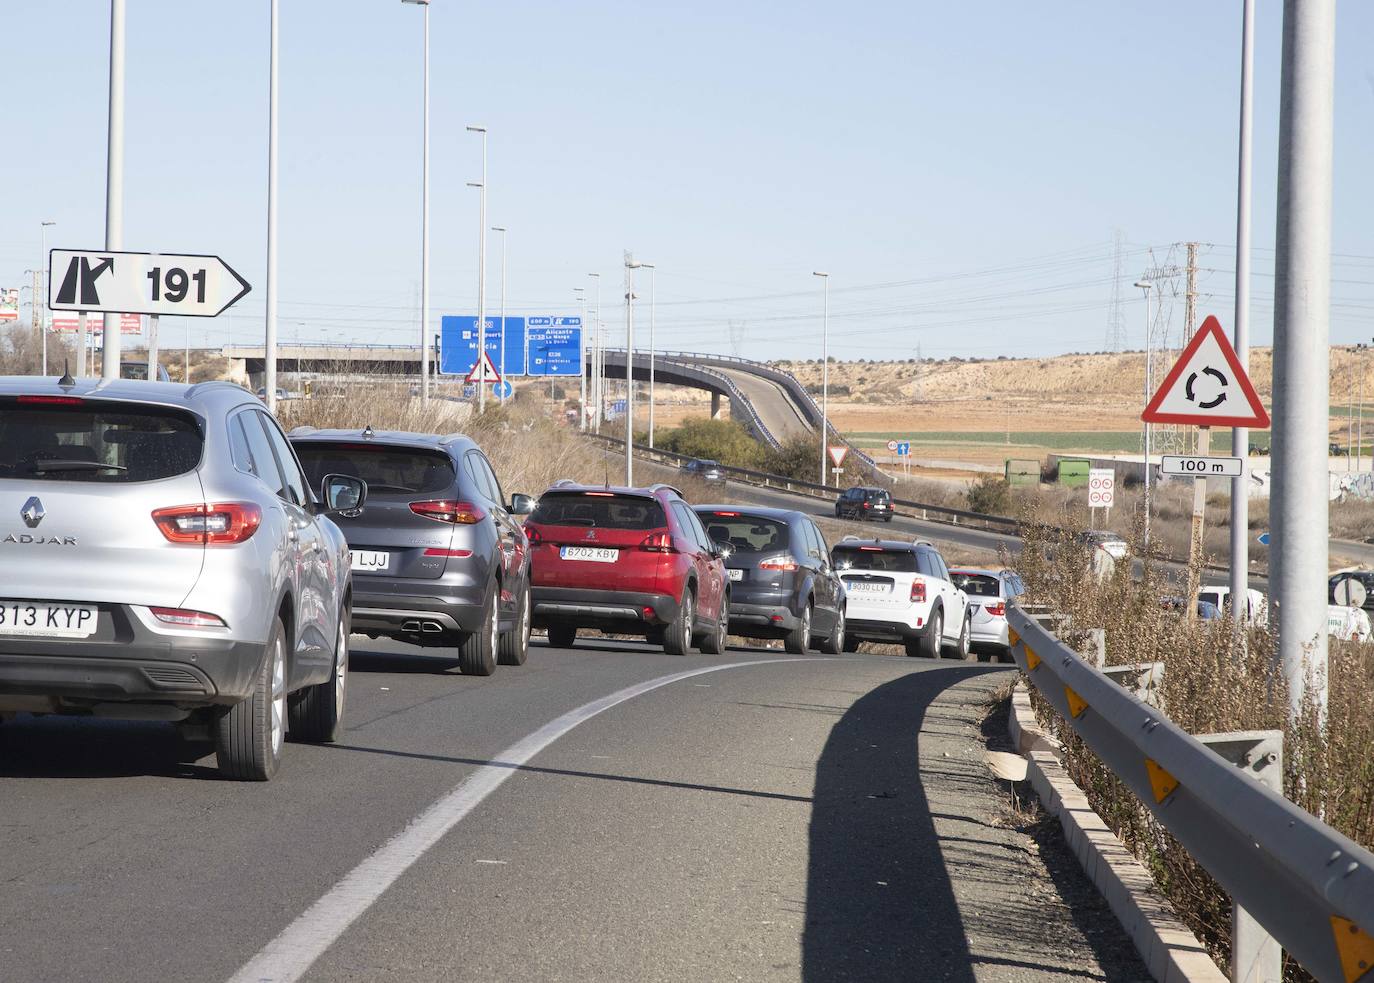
[[1008, 604, 1374, 983], [584, 431, 1019, 534]]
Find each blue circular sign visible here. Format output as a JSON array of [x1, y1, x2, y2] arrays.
[[493, 380, 513, 399]]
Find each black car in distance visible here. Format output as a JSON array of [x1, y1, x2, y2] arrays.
[[694, 505, 846, 654], [680, 458, 727, 485], [835, 486, 893, 522]]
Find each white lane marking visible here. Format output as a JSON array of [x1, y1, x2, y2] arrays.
[[228, 658, 821, 983]]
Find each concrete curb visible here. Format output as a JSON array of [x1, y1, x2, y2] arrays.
[[1008, 683, 1226, 983]]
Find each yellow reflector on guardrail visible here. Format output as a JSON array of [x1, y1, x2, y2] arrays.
[[1008, 628, 1020, 647], [1064, 685, 1088, 718], [1144, 758, 1179, 804], [1024, 645, 1040, 670], [1331, 916, 1374, 983]]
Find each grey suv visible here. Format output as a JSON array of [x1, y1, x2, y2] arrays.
[[0, 377, 365, 781], [289, 428, 534, 676]]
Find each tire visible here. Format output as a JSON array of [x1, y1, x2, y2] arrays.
[[458, 584, 499, 676], [699, 597, 728, 655], [547, 624, 577, 648], [215, 616, 287, 781], [819, 607, 846, 655], [784, 602, 812, 655], [663, 588, 695, 656], [288, 606, 349, 743], [834, 504, 842, 518], [947, 614, 973, 661], [843, 635, 861, 653], [906, 608, 942, 659], [497, 580, 531, 667]]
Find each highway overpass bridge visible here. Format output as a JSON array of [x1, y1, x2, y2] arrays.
[[221, 343, 878, 474]]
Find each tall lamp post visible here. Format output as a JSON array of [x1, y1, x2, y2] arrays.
[[641, 263, 657, 447], [491, 225, 507, 403], [38, 221, 55, 376], [101, 0, 126, 381], [625, 255, 648, 485], [401, 0, 430, 400], [588, 272, 601, 432], [1134, 279, 1154, 549], [264, 0, 279, 410], [813, 271, 830, 486], [573, 286, 586, 427], [1358, 341, 1371, 473], [466, 124, 488, 411]]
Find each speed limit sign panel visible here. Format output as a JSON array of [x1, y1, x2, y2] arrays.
[[1088, 468, 1115, 508]]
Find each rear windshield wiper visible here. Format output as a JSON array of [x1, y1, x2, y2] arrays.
[[28, 459, 128, 473]]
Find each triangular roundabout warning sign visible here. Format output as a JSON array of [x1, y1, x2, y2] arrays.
[[465, 349, 502, 385], [1142, 315, 1269, 429]]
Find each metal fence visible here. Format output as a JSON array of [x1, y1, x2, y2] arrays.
[[1008, 604, 1374, 983]]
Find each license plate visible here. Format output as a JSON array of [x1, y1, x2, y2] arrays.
[[845, 580, 889, 594], [0, 601, 98, 638], [728, 568, 744, 581], [560, 546, 618, 563], [351, 550, 392, 572]]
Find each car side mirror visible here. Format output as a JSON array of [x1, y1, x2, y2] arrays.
[[510, 493, 536, 516], [320, 473, 367, 516], [712, 540, 733, 560]]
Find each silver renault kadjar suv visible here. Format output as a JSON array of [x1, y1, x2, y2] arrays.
[[288, 427, 535, 676], [0, 377, 365, 781]]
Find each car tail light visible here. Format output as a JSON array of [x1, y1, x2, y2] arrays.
[[640, 531, 675, 553], [985, 602, 1006, 617], [758, 555, 798, 572], [150, 606, 227, 628], [910, 580, 927, 603], [410, 500, 485, 524], [713, 511, 740, 517], [859, 545, 883, 552], [18, 395, 85, 405], [423, 548, 473, 558], [525, 525, 543, 545], [863, 501, 871, 509], [152, 503, 262, 545]]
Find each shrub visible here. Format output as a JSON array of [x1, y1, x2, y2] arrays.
[[760, 434, 822, 481], [965, 475, 1012, 514], [654, 417, 762, 469]]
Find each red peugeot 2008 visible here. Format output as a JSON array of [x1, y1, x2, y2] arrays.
[[525, 483, 729, 655]]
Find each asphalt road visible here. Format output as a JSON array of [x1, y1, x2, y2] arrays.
[[0, 637, 1150, 983], [712, 365, 816, 442]]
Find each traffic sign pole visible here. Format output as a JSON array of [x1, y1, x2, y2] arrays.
[[101, 0, 126, 381], [1231, 0, 1256, 637], [1187, 427, 1211, 622]]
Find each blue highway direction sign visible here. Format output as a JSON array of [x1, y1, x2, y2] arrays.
[[440, 316, 526, 377], [527, 317, 583, 377]]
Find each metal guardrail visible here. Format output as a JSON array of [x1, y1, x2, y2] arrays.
[[584, 432, 1020, 535], [1008, 604, 1374, 983]]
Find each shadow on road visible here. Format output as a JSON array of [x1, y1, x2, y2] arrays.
[[0, 717, 218, 779]]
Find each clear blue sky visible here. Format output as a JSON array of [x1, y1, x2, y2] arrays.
[[3, 1, 1373, 363]]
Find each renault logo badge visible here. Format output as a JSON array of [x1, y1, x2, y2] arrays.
[[21, 496, 44, 529]]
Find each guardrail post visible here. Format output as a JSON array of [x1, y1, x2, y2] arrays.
[[1195, 731, 1284, 983], [1102, 662, 1165, 707]]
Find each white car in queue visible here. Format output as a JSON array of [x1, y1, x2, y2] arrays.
[[831, 537, 972, 659], [949, 567, 1025, 662]]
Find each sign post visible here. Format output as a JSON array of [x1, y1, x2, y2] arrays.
[[1142, 315, 1270, 611], [827, 445, 848, 488], [1088, 468, 1115, 528]]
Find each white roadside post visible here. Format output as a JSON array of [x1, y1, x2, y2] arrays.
[[1231, 0, 1256, 623], [147, 314, 159, 379], [101, 0, 126, 381], [1271, 0, 1335, 722], [814, 271, 830, 487]]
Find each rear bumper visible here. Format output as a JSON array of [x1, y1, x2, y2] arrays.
[[970, 621, 1009, 648], [532, 586, 680, 634], [352, 577, 487, 638], [0, 626, 264, 714], [847, 617, 928, 643], [728, 601, 801, 636]]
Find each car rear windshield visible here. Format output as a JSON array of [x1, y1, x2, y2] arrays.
[[530, 492, 666, 530], [951, 572, 1000, 597], [294, 442, 455, 495], [697, 512, 789, 553], [0, 399, 202, 483], [864, 489, 891, 502], [833, 546, 917, 573]]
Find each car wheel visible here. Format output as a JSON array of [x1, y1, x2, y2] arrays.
[[914, 608, 942, 659], [699, 598, 728, 655], [951, 614, 974, 661], [458, 584, 499, 676], [663, 588, 695, 656], [288, 606, 349, 743], [547, 624, 577, 648], [215, 615, 287, 781], [497, 580, 531, 667], [784, 602, 812, 655], [819, 607, 846, 655]]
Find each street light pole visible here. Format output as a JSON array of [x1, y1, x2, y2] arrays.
[[813, 272, 830, 486], [466, 125, 488, 412], [101, 0, 126, 381], [573, 286, 586, 428], [625, 255, 648, 486], [401, 0, 430, 400], [1230, 0, 1256, 613], [39, 221, 54, 376], [500, 227, 509, 400], [263, 0, 279, 411], [1134, 280, 1154, 550], [588, 272, 601, 433]]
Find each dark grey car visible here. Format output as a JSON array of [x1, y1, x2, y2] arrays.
[[694, 505, 845, 654], [681, 459, 727, 484], [289, 427, 535, 676]]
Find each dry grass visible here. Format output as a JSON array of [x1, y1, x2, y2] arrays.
[[1015, 509, 1374, 980]]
